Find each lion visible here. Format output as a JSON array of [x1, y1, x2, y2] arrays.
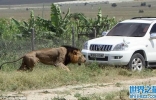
[[0, 45, 86, 71]]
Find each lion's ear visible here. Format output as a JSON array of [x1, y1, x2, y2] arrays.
[[73, 50, 78, 55]]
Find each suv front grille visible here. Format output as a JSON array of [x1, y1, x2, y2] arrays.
[[90, 44, 112, 51]]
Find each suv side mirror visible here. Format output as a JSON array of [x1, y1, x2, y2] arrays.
[[150, 33, 156, 39]]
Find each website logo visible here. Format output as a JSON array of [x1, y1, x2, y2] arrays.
[[129, 85, 156, 99]]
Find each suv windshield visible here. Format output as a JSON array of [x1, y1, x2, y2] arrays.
[[107, 23, 150, 37]]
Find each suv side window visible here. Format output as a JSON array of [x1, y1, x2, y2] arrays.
[[150, 24, 156, 34]]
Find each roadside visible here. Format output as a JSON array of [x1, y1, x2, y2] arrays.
[[1, 76, 156, 100]]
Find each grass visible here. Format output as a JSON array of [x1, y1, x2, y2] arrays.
[[104, 89, 129, 100], [73, 89, 129, 100], [0, 62, 155, 92], [51, 89, 130, 100], [56, 89, 129, 100]]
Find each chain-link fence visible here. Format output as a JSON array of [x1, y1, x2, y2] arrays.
[[0, 25, 102, 70], [0, 37, 88, 70]]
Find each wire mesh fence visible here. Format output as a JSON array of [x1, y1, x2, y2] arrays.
[[0, 35, 89, 70], [0, 25, 101, 70]]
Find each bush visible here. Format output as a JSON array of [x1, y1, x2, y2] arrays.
[[148, 4, 151, 8], [139, 10, 144, 13], [141, 2, 146, 6], [111, 3, 117, 7]]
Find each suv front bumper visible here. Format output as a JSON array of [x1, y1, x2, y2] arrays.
[[81, 49, 132, 65]]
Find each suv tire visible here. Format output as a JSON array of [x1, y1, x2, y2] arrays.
[[128, 53, 145, 72]]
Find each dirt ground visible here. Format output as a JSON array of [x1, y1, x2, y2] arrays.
[[1, 76, 156, 100]]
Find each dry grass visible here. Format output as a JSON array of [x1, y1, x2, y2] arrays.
[[89, 89, 129, 100], [0, 62, 155, 92]]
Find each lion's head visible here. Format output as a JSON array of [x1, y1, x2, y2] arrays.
[[62, 45, 86, 65], [68, 50, 86, 65]]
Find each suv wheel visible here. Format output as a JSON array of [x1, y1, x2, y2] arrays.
[[128, 53, 145, 72]]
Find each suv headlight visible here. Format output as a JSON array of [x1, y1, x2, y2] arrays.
[[83, 41, 88, 50], [113, 43, 128, 51]]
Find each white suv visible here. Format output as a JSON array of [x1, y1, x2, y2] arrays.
[[82, 17, 156, 71]]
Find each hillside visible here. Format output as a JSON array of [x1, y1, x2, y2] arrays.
[[0, 0, 74, 5]]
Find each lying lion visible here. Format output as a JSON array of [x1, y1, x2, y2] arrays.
[[0, 45, 86, 71]]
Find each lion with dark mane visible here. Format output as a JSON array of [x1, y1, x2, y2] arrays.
[[0, 45, 86, 71]]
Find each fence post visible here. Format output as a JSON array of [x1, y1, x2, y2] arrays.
[[94, 27, 96, 38], [42, 3, 44, 18], [72, 26, 75, 47], [31, 28, 35, 51]]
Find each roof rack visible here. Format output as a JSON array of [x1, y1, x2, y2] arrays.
[[131, 17, 156, 19]]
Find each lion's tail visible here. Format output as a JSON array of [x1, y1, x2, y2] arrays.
[[0, 57, 23, 69]]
